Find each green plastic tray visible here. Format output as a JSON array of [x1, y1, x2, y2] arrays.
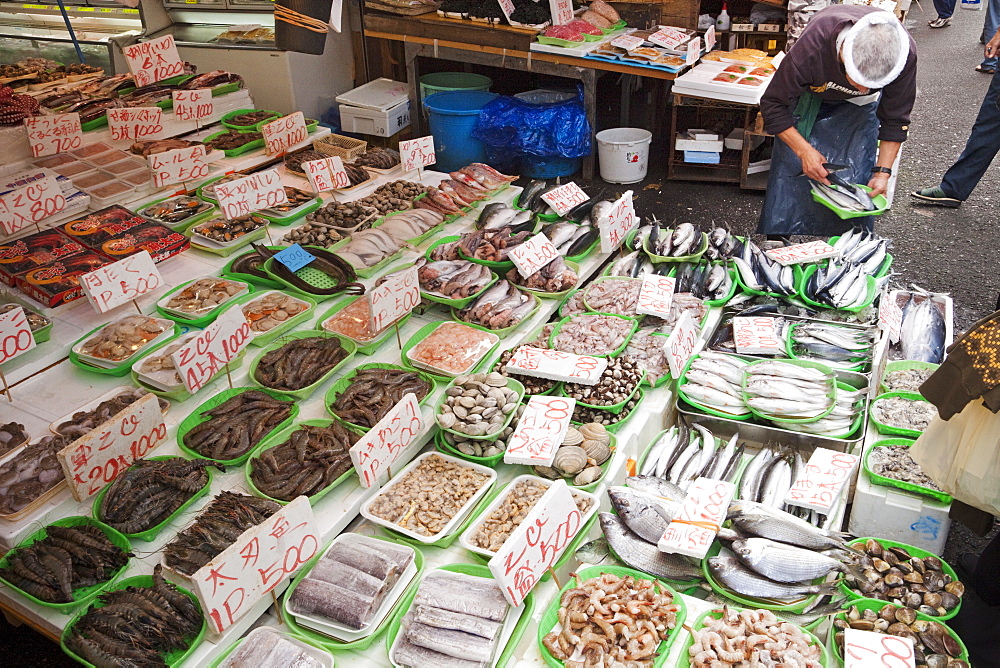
[[785, 321, 870, 373], [315, 295, 413, 356], [703, 542, 825, 613], [325, 363, 436, 431], [508, 259, 581, 300], [434, 376, 525, 440], [602, 19, 627, 32], [201, 129, 265, 158], [522, 433, 619, 493], [424, 234, 463, 262], [257, 196, 323, 226], [421, 268, 500, 309], [60, 574, 206, 668], [681, 608, 829, 667], [839, 538, 962, 620], [798, 264, 878, 313], [221, 108, 280, 131], [703, 265, 739, 307], [548, 312, 639, 357], [817, 381, 866, 440], [261, 250, 365, 299], [557, 288, 585, 318], [246, 418, 361, 505], [373, 208, 447, 246], [177, 386, 298, 466], [879, 360, 939, 394], [581, 275, 643, 316], [864, 437, 952, 505], [155, 279, 253, 328], [0, 516, 131, 613], [32, 319, 53, 344], [378, 475, 497, 549], [130, 345, 247, 402], [434, 429, 506, 467], [249, 329, 357, 400], [189, 223, 270, 257], [536, 35, 585, 47], [137, 194, 217, 233], [68, 323, 181, 378], [741, 358, 837, 425], [572, 388, 644, 434], [561, 370, 645, 412], [195, 174, 238, 204], [638, 228, 709, 264], [209, 627, 332, 668], [537, 565, 686, 668], [870, 391, 932, 438], [828, 235, 894, 278], [237, 289, 318, 347], [325, 235, 404, 280], [676, 352, 754, 420], [222, 247, 284, 290], [400, 320, 501, 380], [457, 243, 515, 272], [812, 183, 888, 219], [451, 292, 542, 339], [92, 455, 215, 542]]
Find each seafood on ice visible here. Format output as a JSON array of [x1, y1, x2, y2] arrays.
[[437, 372, 520, 437], [330, 366, 432, 428], [182, 390, 294, 461], [688, 607, 823, 667], [250, 421, 356, 501], [455, 280, 535, 330], [533, 423, 612, 487], [469, 479, 593, 553], [407, 322, 498, 376], [550, 313, 635, 356], [253, 335, 350, 391]]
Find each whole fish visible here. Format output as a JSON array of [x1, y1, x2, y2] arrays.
[[516, 179, 547, 210], [626, 475, 687, 501], [738, 447, 774, 503], [708, 554, 839, 600], [732, 537, 852, 583], [607, 486, 682, 543], [728, 501, 853, 551], [599, 513, 702, 582], [900, 294, 946, 363], [640, 428, 677, 476]]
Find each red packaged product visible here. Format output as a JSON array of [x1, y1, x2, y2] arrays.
[[0, 229, 87, 287], [97, 222, 190, 264], [16, 251, 109, 307], [61, 205, 146, 249]]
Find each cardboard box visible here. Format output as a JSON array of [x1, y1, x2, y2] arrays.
[[16, 251, 108, 308], [0, 229, 87, 287], [62, 205, 147, 250], [96, 223, 190, 264]]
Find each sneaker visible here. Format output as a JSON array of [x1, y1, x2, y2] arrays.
[[928, 17, 952, 27], [911, 186, 963, 207]]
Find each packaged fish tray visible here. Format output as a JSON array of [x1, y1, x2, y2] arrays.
[[629, 227, 709, 264], [681, 607, 829, 666], [248, 330, 358, 401], [811, 183, 888, 219], [317, 295, 414, 356], [863, 437, 952, 504], [238, 289, 316, 347], [210, 627, 333, 668], [869, 390, 936, 439], [784, 321, 873, 374], [402, 321, 501, 379], [130, 331, 248, 398], [155, 277, 252, 327], [741, 359, 838, 425], [69, 318, 181, 378], [136, 194, 216, 232]]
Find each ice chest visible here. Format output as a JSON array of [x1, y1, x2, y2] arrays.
[[337, 78, 412, 137]]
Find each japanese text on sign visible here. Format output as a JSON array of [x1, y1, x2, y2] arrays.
[[732, 316, 783, 355], [686, 36, 702, 67], [170, 307, 253, 393], [173, 89, 213, 122], [504, 396, 576, 466], [599, 190, 638, 253], [273, 244, 315, 272], [194, 497, 319, 633], [763, 240, 838, 266], [658, 477, 734, 558], [0, 175, 66, 235], [490, 481, 582, 606], [541, 182, 588, 217], [107, 107, 164, 142], [784, 448, 859, 512], [509, 233, 561, 279], [843, 628, 915, 668], [705, 25, 717, 51], [214, 169, 287, 220], [399, 136, 436, 172], [122, 35, 184, 88], [350, 394, 422, 487], [548, 0, 574, 25], [636, 274, 676, 319], [56, 393, 167, 501], [80, 250, 163, 314], [880, 293, 904, 344], [648, 27, 688, 49], [497, 0, 515, 21], [261, 112, 308, 156], [664, 311, 700, 377], [505, 346, 607, 385], [147, 145, 209, 188], [611, 35, 645, 51], [369, 267, 420, 333], [303, 156, 350, 192], [0, 305, 35, 366], [24, 113, 82, 158]]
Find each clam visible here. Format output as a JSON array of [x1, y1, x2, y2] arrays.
[[919, 604, 941, 617], [889, 546, 912, 561], [862, 608, 878, 622], [847, 606, 862, 621], [886, 622, 911, 636], [926, 655, 950, 668], [941, 633, 962, 657], [921, 627, 948, 654], [910, 619, 930, 633], [924, 555, 943, 571], [553, 446, 588, 475], [884, 551, 900, 566], [897, 561, 914, 574], [894, 606, 916, 625], [849, 620, 876, 631], [438, 413, 457, 429], [534, 465, 562, 480], [923, 592, 943, 608], [873, 558, 891, 573], [865, 539, 884, 557], [904, 571, 924, 584], [913, 558, 927, 574], [573, 465, 603, 486], [834, 618, 849, 630], [944, 581, 965, 597], [887, 586, 907, 598], [905, 592, 923, 608], [938, 591, 960, 610], [878, 606, 898, 622], [577, 422, 610, 445], [581, 439, 611, 464], [562, 427, 584, 446], [884, 572, 905, 587]]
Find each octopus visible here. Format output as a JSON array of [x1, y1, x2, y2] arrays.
[[550, 313, 635, 356], [688, 607, 823, 667], [506, 256, 578, 294]]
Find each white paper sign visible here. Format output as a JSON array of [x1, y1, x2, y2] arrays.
[[173, 89, 213, 122], [548, 0, 574, 24], [56, 393, 167, 501], [24, 113, 82, 157], [0, 306, 36, 366], [509, 234, 561, 279], [147, 145, 210, 188], [349, 393, 422, 488], [504, 396, 576, 466], [0, 175, 66, 235], [107, 107, 164, 142], [497, 0, 515, 21], [636, 274, 676, 318], [658, 477, 734, 558], [648, 27, 688, 49], [764, 240, 838, 266], [612, 35, 645, 51], [303, 156, 350, 192], [489, 481, 583, 606], [505, 346, 607, 385], [80, 251, 163, 314], [784, 448, 859, 512], [194, 497, 320, 633], [686, 36, 702, 67], [732, 316, 784, 355], [214, 169, 287, 220], [369, 267, 420, 333], [261, 112, 309, 156], [706, 25, 717, 51], [879, 294, 903, 344], [598, 190, 637, 253], [541, 182, 588, 217], [400, 136, 436, 172], [171, 308, 253, 394], [122, 35, 185, 88], [664, 311, 700, 377], [843, 629, 916, 668]]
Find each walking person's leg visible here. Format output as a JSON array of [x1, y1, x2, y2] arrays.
[[981, 0, 1000, 71], [930, 0, 958, 25]]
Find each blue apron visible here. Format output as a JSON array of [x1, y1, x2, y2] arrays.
[[757, 93, 879, 236]]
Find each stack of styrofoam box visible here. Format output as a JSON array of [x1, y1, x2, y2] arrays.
[[676, 129, 722, 164]]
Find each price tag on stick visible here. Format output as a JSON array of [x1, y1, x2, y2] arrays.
[[686, 36, 702, 67], [171, 307, 253, 394], [214, 169, 287, 220], [0, 175, 66, 235], [122, 35, 185, 88], [273, 244, 316, 272], [505, 346, 607, 385], [350, 394, 422, 487], [843, 628, 916, 668], [107, 107, 164, 142], [147, 145, 210, 188], [611, 35, 645, 51], [0, 305, 36, 366], [879, 294, 904, 344], [732, 316, 784, 355], [598, 190, 638, 253], [784, 448, 859, 513], [172, 89, 213, 123], [648, 27, 688, 49], [399, 136, 436, 172], [664, 311, 700, 377], [658, 477, 735, 559], [504, 396, 575, 466], [763, 240, 838, 266], [80, 251, 163, 314], [706, 25, 717, 51], [24, 113, 82, 157], [548, 0, 574, 25], [636, 275, 676, 318], [261, 112, 308, 156], [540, 182, 588, 217], [368, 267, 420, 335], [509, 234, 561, 279], [303, 156, 350, 192]]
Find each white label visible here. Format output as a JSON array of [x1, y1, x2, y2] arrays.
[[879, 294, 903, 345], [504, 395, 576, 466], [664, 311, 700, 377], [173, 89, 213, 122], [648, 28, 687, 49], [170, 308, 253, 394], [784, 448, 859, 512], [706, 25, 717, 51], [0, 306, 36, 365], [122, 35, 185, 88], [548, 0, 574, 24], [763, 240, 838, 266], [612, 35, 645, 51], [303, 156, 350, 192], [214, 169, 288, 220], [843, 629, 915, 668], [0, 175, 66, 235], [80, 251, 163, 313], [598, 190, 638, 253], [56, 393, 167, 501], [498, 0, 515, 21], [107, 107, 164, 142], [540, 182, 588, 217], [489, 481, 583, 606], [193, 497, 320, 633], [686, 36, 702, 67], [261, 112, 309, 156], [509, 234, 561, 279], [400, 136, 436, 172], [350, 394, 422, 488], [24, 113, 82, 157], [369, 267, 420, 334], [658, 477, 734, 558], [732, 316, 784, 355], [147, 145, 209, 188], [636, 275, 676, 318], [505, 346, 607, 385]]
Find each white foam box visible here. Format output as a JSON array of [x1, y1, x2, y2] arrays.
[[339, 100, 411, 137], [724, 128, 744, 150], [684, 150, 720, 164], [676, 135, 724, 152]]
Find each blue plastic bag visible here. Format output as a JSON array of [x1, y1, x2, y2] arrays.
[[472, 88, 591, 158]]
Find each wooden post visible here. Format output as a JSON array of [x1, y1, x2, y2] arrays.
[[0, 367, 10, 402]]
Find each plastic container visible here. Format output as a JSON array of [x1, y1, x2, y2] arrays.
[[572, 388, 644, 433], [325, 363, 436, 431], [155, 278, 251, 327], [418, 72, 492, 106], [870, 391, 934, 438], [681, 608, 828, 667], [211, 627, 333, 668], [316, 295, 414, 355], [401, 321, 500, 379], [434, 430, 506, 467], [548, 312, 639, 357], [596, 128, 652, 184], [812, 184, 888, 219], [798, 264, 878, 312], [434, 376, 525, 440], [248, 330, 357, 400], [523, 155, 582, 179], [848, 466, 951, 555], [451, 293, 542, 339], [879, 360, 940, 394], [239, 290, 316, 347], [423, 91, 499, 173], [69, 319, 181, 377], [864, 437, 952, 506], [742, 358, 837, 425], [703, 543, 825, 612]]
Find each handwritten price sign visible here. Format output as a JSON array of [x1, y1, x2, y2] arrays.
[[369, 267, 420, 333], [843, 629, 916, 668], [637, 274, 676, 318], [273, 244, 315, 272], [784, 448, 859, 512], [0, 306, 36, 366], [504, 396, 576, 466], [56, 393, 167, 501], [399, 136, 436, 172], [509, 234, 561, 279], [80, 250, 163, 313], [170, 307, 253, 394], [548, 0, 573, 24], [505, 346, 607, 385], [648, 27, 688, 49], [214, 169, 287, 220], [490, 480, 582, 606], [24, 113, 82, 157], [611, 35, 645, 51], [658, 477, 734, 558], [148, 145, 210, 188], [599, 190, 637, 253], [685, 36, 702, 67], [122, 35, 184, 88], [541, 182, 588, 217], [261, 112, 308, 156], [350, 393, 422, 488], [732, 316, 784, 355], [173, 89, 213, 122], [0, 175, 66, 235], [706, 25, 717, 51], [764, 240, 838, 266], [107, 107, 164, 142], [303, 156, 349, 192], [194, 496, 320, 633], [880, 293, 904, 344], [664, 311, 700, 377]]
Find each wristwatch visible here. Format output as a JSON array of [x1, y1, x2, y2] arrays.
[[871, 166, 892, 176]]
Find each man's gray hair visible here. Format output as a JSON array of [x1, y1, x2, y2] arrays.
[[842, 10, 910, 89]]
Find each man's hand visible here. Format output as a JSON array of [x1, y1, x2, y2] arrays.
[[867, 172, 890, 198], [986, 28, 1000, 59], [798, 146, 831, 183]]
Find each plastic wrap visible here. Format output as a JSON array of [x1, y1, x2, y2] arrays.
[[472, 88, 592, 158]]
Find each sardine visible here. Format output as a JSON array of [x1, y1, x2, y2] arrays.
[[599, 513, 702, 582], [708, 554, 839, 600]]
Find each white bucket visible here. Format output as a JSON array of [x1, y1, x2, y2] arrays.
[[596, 128, 652, 184]]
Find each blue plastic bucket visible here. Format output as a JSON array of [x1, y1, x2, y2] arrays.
[[424, 91, 498, 173], [523, 155, 581, 179]]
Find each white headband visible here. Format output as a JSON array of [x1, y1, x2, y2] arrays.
[[842, 10, 910, 89]]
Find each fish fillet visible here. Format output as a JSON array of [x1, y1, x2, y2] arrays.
[[326, 541, 400, 581], [413, 605, 503, 641], [289, 578, 376, 630], [308, 558, 387, 599], [413, 572, 509, 622], [406, 620, 497, 662], [392, 635, 488, 668]]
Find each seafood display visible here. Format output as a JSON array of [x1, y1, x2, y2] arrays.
[[542, 571, 680, 666], [191, 214, 268, 244], [801, 258, 876, 309], [437, 372, 521, 437], [844, 539, 964, 614], [550, 313, 635, 355], [455, 281, 536, 331], [394, 569, 510, 667], [832, 603, 968, 667], [737, 446, 827, 523], [506, 256, 578, 293], [900, 293, 948, 363], [562, 355, 642, 406], [811, 173, 877, 212], [97, 457, 221, 534], [253, 336, 351, 391], [343, 163, 372, 187], [261, 186, 315, 214], [885, 367, 936, 392], [624, 329, 671, 384], [130, 139, 202, 157], [222, 629, 324, 667], [161, 278, 246, 316], [306, 200, 378, 231], [283, 150, 327, 174], [787, 321, 875, 370], [607, 250, 657, 277], [225, 110, 277, 127], [673, 260, 734, 301], [599, 502, 702, 582], [533, 423, 612, 486], [366, 454, 491, 538], [872, 394, 938, 432], [206, 130, 263, 151], [140, 196, 213, 226], [75, 315, 171, 363], [415, 164, 516, 215], [439, 425, 520, 459], [0, 421, 28, 455], [458, 228, 531, 262], [163, 492, 279, 575], [635, 221, 704, 258], [689, 607, 823, 667], [470, 479, 593, 552], [639, 424, 743, 491], [362, 180, 427, 215], [242, 292, 311, 333], [582, 277, 641, 315], [321, 298, 400, 343], [0, 304, 49, 332], [65, 565, 203, 666], [330, 367, 432, 428], [542, 220, 598, 257], [181, 70, 244, 89], [289, 534, 413, 630], [136, 338, 192, 388], [731, 238, 796, 296], [54, 388, 167, 438], [280, 220, 344, 247], [492, 345, 558, 394], [415, 258, 494, 300], [869, 443, 943, 491], [182, 391, 294, 461], [353, 147, 400, 170], [250, 421, 356, 501], [201, 173, 249, 200], [703, 226, 740, 261], [335, 215, 439, 270], [744, 361, 835, 420], [477, 203, 534, 233]]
